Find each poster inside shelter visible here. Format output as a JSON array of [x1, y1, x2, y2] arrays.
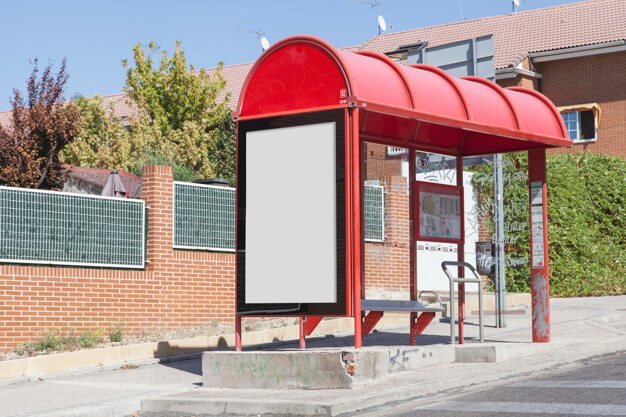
[[417, 182, 463, 242]]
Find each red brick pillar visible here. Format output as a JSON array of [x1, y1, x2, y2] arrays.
[[141, 165, 174, 270]]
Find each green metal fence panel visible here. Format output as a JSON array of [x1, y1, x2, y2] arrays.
[[364, 185, 385, 242], [173, 182, 236, 251], [0, 186, 145, 268], [173, 182, 384, 250]]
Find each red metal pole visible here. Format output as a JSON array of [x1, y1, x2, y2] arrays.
[[345, 109, 354, 318], [234, 119, 241, 353], [456, 157, 465, 344], [235, 314, 242, 351], [351, 108, 363, 349], [409, 149, 417, 345], [528, 149, 551, 343], [299, 317, 306, 349]]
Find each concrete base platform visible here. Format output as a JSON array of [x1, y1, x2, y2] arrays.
[[202, 345, 455, 389], [201, 341, 544, 390]]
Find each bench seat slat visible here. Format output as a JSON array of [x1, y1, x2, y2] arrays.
[[361, 299, 444, 313]]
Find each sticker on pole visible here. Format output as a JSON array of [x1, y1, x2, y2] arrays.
[[530, 181, 543, 206]]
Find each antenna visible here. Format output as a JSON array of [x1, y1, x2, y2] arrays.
[[456, 0, 465, 20], [351, 0, 391, 34], [377, 15, 387, 34], [238, 27, 270, 52], [351, 0, 381, 8]]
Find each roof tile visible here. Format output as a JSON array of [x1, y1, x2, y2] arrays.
[[361, 0, 626, 69]]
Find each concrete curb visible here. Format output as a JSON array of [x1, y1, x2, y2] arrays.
[[0, 315, 405, 381]]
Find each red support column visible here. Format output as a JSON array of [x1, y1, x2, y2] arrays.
[[299, 317, 306, 349], [351, 108, 363, 349], [456, 157, 465, 343], [408, 149, 418, 345], [235, 315, 242, 351], [528, 149, 551, 343]]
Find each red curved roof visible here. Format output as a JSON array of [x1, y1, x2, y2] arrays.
[[236, 36, 571, 156]]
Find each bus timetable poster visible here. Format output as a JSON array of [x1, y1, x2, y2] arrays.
[[415, 181, 464, 244]]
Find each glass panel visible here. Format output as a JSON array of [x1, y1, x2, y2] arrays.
[[561, 112, 579, 140], [363, 141, 408, 300]]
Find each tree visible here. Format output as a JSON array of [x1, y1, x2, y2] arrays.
[[64, 41, 234, 181], [207, 117, 236, 185], [122, 41, 230, 137], [60, 95, 131, 170], [122, 41, 231, 179], [0, 59, 81, 189]]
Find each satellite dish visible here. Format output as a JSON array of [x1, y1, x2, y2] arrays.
[[512, 0, 527, 12], [377, 15, 387, 33], [260, 36, 270, 51]]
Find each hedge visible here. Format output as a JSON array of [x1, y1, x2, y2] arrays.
[[472, 152, 626, 297]]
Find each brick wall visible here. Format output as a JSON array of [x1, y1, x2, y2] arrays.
[[364, 176, 410, 294], [365, 143, 405, 180], [0, 165, 235, 352], [536, 51, 626, 159], [0, 166, 411, 352]]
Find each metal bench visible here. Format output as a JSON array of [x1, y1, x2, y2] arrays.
[[360, 296, 445, 345]]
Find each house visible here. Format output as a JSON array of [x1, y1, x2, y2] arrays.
[[63, 165, 142, 197], [359, 0, 626, 181]]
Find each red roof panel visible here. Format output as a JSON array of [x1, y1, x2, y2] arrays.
[[237, 36, 571, 156]]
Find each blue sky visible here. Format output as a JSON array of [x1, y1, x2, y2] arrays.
[[0, 0, 586, 109]]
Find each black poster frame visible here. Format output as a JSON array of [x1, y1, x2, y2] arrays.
[[236, 109, 347, 316]]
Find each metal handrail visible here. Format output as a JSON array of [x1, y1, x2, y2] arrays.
[[418, 290, 442, 307], [441, 261, 484, 345]]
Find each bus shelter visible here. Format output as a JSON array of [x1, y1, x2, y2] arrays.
[[232, 36, 572, 350]]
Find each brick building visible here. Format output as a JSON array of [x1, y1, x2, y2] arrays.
[[359, 0, 626, 179], [1, 0, 625, 351]]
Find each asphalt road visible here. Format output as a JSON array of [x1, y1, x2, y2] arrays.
[[355, 351, 626, 417]]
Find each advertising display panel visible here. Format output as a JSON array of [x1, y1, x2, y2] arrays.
[[415, 181, 464, 244], [236, 110, 346, 316]]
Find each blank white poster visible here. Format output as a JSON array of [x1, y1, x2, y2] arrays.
[[245, 122, 337, 303]]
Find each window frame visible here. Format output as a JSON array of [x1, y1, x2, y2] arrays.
[[558, 103, 600, 144]]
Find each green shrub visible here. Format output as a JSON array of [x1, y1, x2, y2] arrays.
[[109, 327, 123, 343], [76, 330, 104, 348], [547, 153, 626, 296], [472, 152, 626, 297], [15, 329, 106, 356]]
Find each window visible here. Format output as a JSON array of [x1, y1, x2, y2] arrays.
[[559, 104, 599, 143], [387, 146, 408, 156]]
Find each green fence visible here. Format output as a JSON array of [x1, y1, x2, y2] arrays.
[[364, 185, 385, 242], [173, 182, 385, 251], [0, 186, 145, 268], [173, 182, 236, 251]]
